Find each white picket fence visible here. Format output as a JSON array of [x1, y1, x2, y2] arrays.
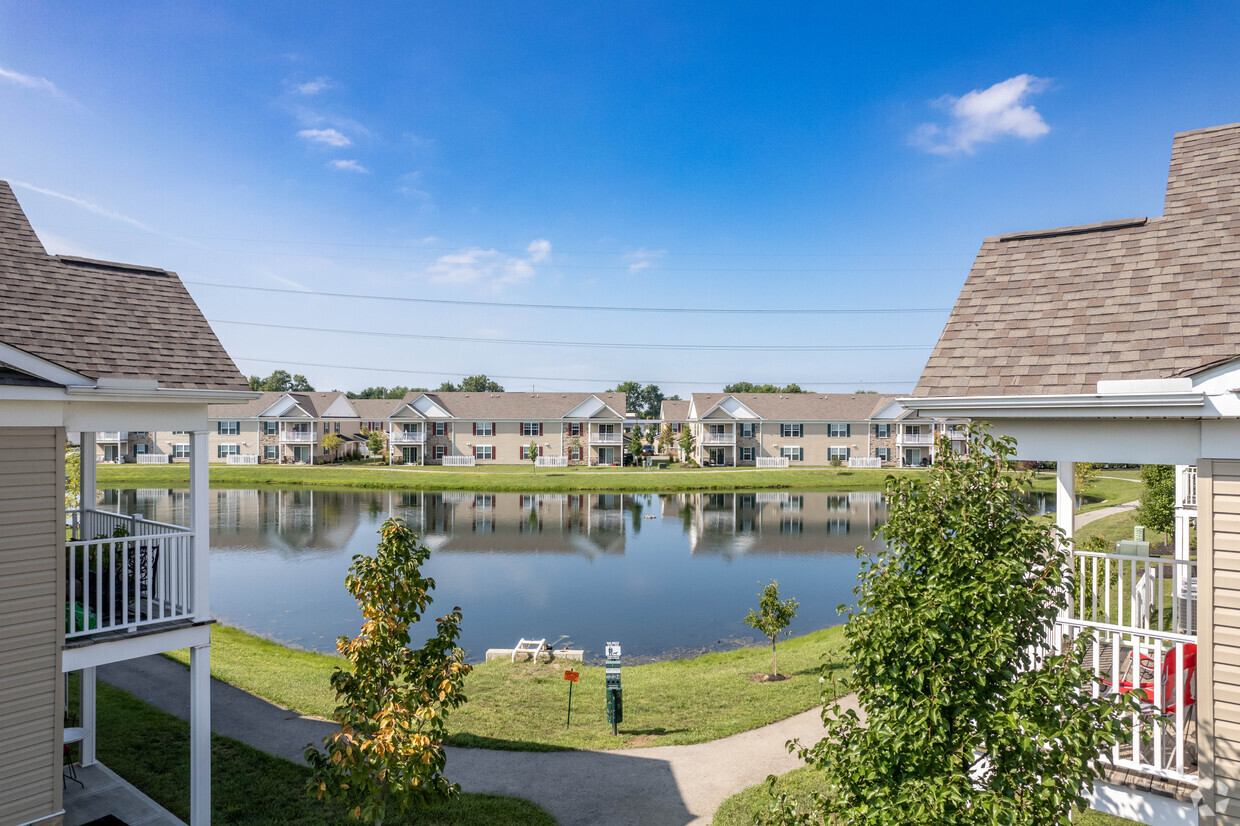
[[536, 456, 569, 467], [848, 457, 883, 469], [756, 457, 789, 468], [226, 454, 259, 465], [136, 454, 171, 465], [442, 456, 475, 467]]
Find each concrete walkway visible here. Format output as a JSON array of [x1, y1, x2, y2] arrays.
[[101, 655, 850, 826], [1076, 499, 1140, 529]]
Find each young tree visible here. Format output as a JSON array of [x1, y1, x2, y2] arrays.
[[678, 425, 696, 464], [367, 430, 386, 458], [306, 518, 471, 824], [786, 427, 1131, 825], [629, 426, 644, 463], [743, 580, 798, 677], [528, 439, 539, 474], [1075, 461, 1101, 494], [321, 432, 344, 461], [658, 422, 675, 454], [65, 442, 81, 511], [1136, 464, 1176, 543]]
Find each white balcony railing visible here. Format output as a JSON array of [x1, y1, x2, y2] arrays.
[[592, 433, 623, 445], [97, 432, 128, 442], [226, 454, 259, 465], [390, 430, 426, 444], [65, 509, 194, 639], [1181, 466, 1197, 509], [136, 454, 170, 464], [1052, 549, 1198, 780], [702, 432, 734, 445], [756, 457, 789, 469], [898, 432, 934, 445], [280, 429, 317, 443]]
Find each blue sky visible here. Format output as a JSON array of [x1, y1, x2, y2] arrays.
[[2, 2, 1238, 398]]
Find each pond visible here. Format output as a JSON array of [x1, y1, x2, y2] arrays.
[[97, 487, 889, 662]]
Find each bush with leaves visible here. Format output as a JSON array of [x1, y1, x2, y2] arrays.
[[1136, 464, 1176, 542], [306, 518, 471, 823], [744, 580, 799, 677], [778, 426, 1132, 825]]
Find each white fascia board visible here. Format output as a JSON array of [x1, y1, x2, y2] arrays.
[[716, 396, 760, 419], [410, 394, 453, 418], [320, 394, 360, 418], [13, 384, 257, 405], [900, 392, 1206, 419], [63, 622, 212, 671], [0, 341, 92, 387], [387, 403, 427, 421], [259, 396, 313, 418]]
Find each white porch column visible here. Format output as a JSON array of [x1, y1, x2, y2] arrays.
[[80, 431, 96, 519], [189, 642, 211, 826], [190, 431, 210, 620], [1056, 461, 1076, 550], [80, 666, 96, 766], [388, 424, 393, 466]]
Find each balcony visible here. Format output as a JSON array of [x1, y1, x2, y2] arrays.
[[96, 432, 128, 442], [898, 432, 934, 446], [280, 429, 317, 443], [1180, 465, 1197, 509], [592, 432, 623, 445], [65, 509, 195, 639], [702, 431, 735, 445], [391, 430, 426, 445]]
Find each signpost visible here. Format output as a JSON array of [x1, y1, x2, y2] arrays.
[[564, 669, 580, 728], [604, 641, 622, 735]]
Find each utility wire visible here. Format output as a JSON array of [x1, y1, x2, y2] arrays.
[[232, 356, 917, 389], [210, 319, 933, 352], [189, 281, 952, 315]]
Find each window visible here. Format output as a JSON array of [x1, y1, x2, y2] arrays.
[[828, 423, 850, 438], [435, 445, 445, 459], [827, 519, 852, 535], [874, 423, 891, 438], [570, 422, 581, 437], [217, 444, 240, 458], [134, 444, 148, 455], [263, 421, 279, 435], [476, 422, 493, 436], [522, 422, 541, 437], [781, 446, 803, 462], [828, 446, 850, 461], [172, 430, 187, 435], [131, 431, 149, 436], [435, 422, 446, 436], [741, 446, 754, 462], [570, 447, 581, 461], [475, 445, 493, 460], [475, 494, 493, 508], [334, 422, 341, 433], [264, 445, 279, 460], [173, 443, 190, 458], [521, 445, 543, 460], [217, 421, 240, 435], [781, 423, 802, 438], [875, 447, 891, 462], [740, 423, 755, 438]]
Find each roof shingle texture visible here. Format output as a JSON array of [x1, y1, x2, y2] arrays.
[[0, 181, 248, 391], [914, 122, 1240, 397], [690, 393, 896, 420], [402, 391, 628, 419]]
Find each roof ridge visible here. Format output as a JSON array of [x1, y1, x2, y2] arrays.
[[998, 217, 1147, 243], [56, 255, 175, 277]]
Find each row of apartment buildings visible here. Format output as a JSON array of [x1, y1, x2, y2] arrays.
[[91, 388, 967, 468]]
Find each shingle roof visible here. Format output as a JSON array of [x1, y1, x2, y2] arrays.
[[0, 181, 248, 391], [350, 398, 405, 419], [914, 123, 1240, 397], [689, 393, 897, 420], [660, 400, 690, 421], [207, 390, 357, 418], [405, 391, 627, 419]]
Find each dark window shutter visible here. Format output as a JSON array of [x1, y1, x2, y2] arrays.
[[539, 423, 544, 437], [472, 422, 477, 436], [539, 446, 544, 457], [492, 422, 496, 435], [846, 424, 851, 438], [472, 446, 477, 458]]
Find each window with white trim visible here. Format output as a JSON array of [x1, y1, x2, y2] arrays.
[[828, 446, 850, 461], [173, 443, 190, 458], [521, 445, 542, 460], [435, 422, 446, 436], [172, 430, 187, 435], [828, 423, 850, 438], [874, 423, 890, 438], [435, 445, 445, 459], [264, 445, 279, 460], [570, 422, 581, 436], [217, 444, 240, 458], [781, 446, 803, 461], [134, 444, 148, 455], [781, 423, 802, 438], [476, 445, 493, 460], [741, 446, 754, 462], [570, 447, 581, 461], [263, 421, 279, 435], [476, 422, 493, 436], [739, 423, 755, 438], [217, 421, 240, 435], [875, 447, 891, 461], [475, 494, 494, 509], [522, 422, 540, 436]]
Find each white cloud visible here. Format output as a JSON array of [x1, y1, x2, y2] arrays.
[[0, 65, 70, 101], [426, 240, 551, 286], [329, 159, 369, 173], [624, 247, 667, 272], [10, 181, 159, 234], [292, 106, 372, 139], [299, 128, 351, 147], [295, 76, 335, 95], [911, 74, 1051, 156]]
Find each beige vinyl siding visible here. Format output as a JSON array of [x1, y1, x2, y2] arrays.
[[1203, 459, 1240, 821], [0, 427, 63, 826], [452, 421, 562, 463]]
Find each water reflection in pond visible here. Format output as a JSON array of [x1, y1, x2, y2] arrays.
[[100, 488, 889, 661]]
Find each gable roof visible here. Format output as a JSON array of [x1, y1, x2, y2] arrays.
[[915, 123, 1240, 397], [660, 399, 690, 421], [688, 393, 896, 421], [350, 398, 405, 420], [0, 181, 248, 391], [401, 391, 627, 420], [209, 391, 354, 418]]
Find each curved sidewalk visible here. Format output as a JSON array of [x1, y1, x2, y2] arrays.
[[101, 655, 850, 826]]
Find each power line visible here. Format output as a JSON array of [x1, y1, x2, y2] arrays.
[[210, 319, 933, 352], [233, 356, 918, 389], [189, 281, 952, 315]]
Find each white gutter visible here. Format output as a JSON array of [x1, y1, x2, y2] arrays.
[[900, 391, 1206, 418]]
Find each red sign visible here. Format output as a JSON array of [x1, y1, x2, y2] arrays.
[[564, 670, 580, 683]]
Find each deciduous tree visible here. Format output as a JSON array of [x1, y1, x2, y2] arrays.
[[1136, 464, 1176, 543], [743, 580, 798, 677], [678, 425, 696, 464], [306, 519, 471, 824]]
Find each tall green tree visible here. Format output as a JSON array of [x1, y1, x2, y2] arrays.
[[1135, 464, 1176, 542], [785, 427, 1131, 825], [65, 442, 81, 511], [306, 518, 471, 824], [722, 382, 807, 394], [657, 422, 675, 453], [743, 580, 798, 677], [629, 424, 644, 460], [249, 370, 315, 392], [348, 386, 426, 400], [638, 384, 665, 419], [678, 425, 696, 464], [609, 380, 644, 415]]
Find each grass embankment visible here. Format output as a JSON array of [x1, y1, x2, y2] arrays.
[[169, 624, 849, 751], [85, 678, 555, 825], [1029, 473, 1142, 512], [711, 766, 1140, 825], [99, 462, 924, 493]]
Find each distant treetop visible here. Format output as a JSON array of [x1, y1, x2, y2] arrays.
[[248, 369, 314, 392], [346, 386, 428, 399], [438, 375, 505, 393], [722, 382, 806, 394]]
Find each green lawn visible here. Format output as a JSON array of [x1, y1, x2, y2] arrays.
[[168, 624, 849, 751], [87, 678, 555, 825], [1029, 473, 1142, 512], [100, 462, 927, 493], [711, 766, 1141, 826]]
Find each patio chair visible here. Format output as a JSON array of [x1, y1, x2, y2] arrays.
[[1102, 643, 1197, 770]]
